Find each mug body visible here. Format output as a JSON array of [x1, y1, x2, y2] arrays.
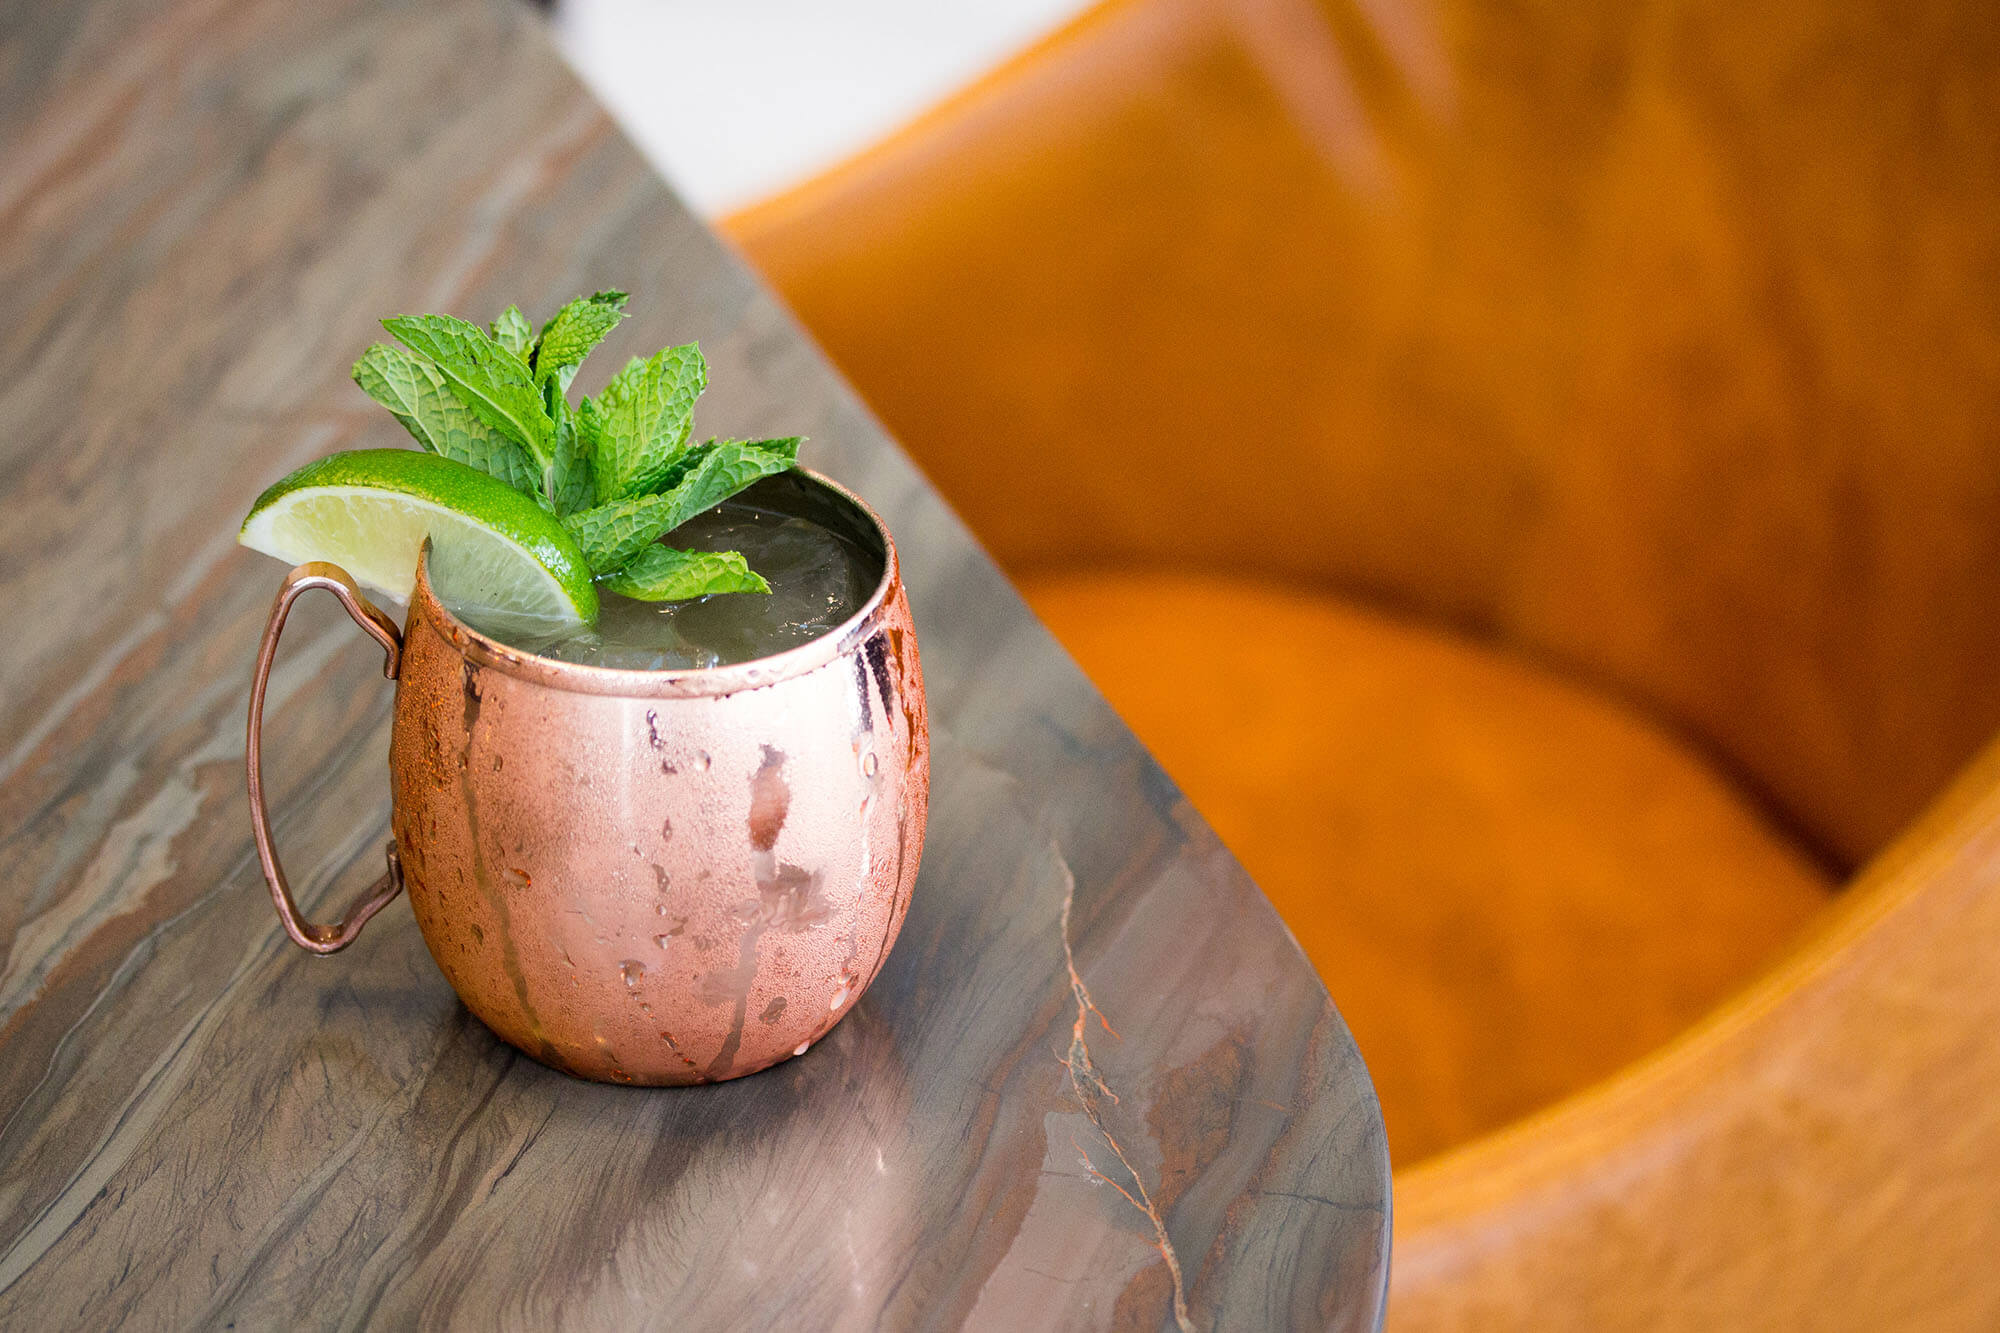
[[385, 471, 927, 1084]]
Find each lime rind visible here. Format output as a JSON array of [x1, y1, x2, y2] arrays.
[[239, 449, 598, 624]]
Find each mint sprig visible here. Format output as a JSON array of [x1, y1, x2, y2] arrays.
[[379, 314, 555, 466], [605, 546, 770, 600], [352, 344, 541, 494], [351, 293, 803, 600], [490, 305, 534, 359], [533, 290, 629, 393], [579, 342, 706, 503]]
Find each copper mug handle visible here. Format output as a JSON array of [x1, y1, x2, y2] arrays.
[[247, 562, 406, 954]]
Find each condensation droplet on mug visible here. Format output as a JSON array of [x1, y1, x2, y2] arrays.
[[503, 868, 531, 891], [829, 965, 860, 1011], [492, 754, 503, 772], [860, 750, 878, 778], [653, 934, 673, 950], [661, 818, 673, 841], [645, 709, 663, 750], [652, 865, 669, 892], [793, 1040, 811, 1057], [697, 750, 712, 772], [621, 960, 646, 988]]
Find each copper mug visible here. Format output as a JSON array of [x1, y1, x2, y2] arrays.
[[244, 470, 928, 1084]]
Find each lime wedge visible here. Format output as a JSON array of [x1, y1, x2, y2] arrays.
[[239, 449, 598, 625]]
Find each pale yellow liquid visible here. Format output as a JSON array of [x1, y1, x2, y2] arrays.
[[447, 500, 879, 670]]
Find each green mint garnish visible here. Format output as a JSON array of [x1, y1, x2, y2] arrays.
[[604, 546, 770, 601], [351, 344, 541, 495], [579, 341, 706, 504], [351, 293, 802, 600], [546, 403, 596, 518], [490, 305, 533, 359], [563, 438, 800, 574], [381, 314, 556, 467], [533, 290, 629, 394]]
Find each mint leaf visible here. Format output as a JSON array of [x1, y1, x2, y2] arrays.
[[652, 436, 800, 511], [578, 343, 706, 503], [560, 436, 798, 574], [560, 492, 684, 575], [533, 290, 629, 393], [602, 546, 770, 601], [547, 400, 595, 517], [382, 314, 554, 467], [629, 437, 802, 499], [490, 305, 532, 359], [352, 344, 540, 495]]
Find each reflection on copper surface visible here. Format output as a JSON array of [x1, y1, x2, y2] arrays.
[[246, 562, 406, 955], [248, 471, 929, 1086]]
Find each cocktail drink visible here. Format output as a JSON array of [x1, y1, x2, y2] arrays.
[[238, 292, 927, 1084], [444, 485, 878, 670], [388, 467, 924, 1085]]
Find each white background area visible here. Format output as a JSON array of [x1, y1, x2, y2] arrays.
[[551, 0, 1096, 217]]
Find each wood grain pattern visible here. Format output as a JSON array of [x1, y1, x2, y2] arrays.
[[0, 1, 1390, 1328]]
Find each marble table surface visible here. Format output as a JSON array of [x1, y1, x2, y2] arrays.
[[0, 0, 1391, 1326]]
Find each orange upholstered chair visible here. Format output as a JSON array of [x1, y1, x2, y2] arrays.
[[723, 0, 2000, 1325]]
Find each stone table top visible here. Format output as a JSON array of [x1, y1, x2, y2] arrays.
[[0, 0, 1390, 1326]]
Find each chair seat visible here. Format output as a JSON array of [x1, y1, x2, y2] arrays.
[[1022, 570, 1836, 1164]]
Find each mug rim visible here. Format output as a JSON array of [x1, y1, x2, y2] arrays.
[[410, 467, 902, 699]]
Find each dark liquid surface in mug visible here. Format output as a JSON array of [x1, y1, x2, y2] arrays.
[[444, 500, 879, 670]]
